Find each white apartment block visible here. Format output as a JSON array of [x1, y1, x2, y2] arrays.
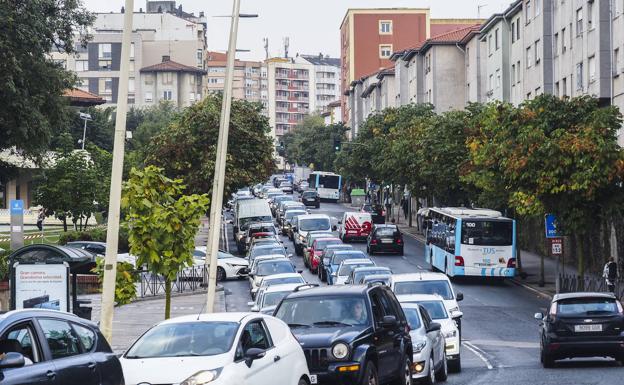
[[295, 54, 341, 114], [50, 1, 207, 108]]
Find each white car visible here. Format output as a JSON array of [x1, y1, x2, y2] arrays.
[[397, 294, 461, 373], [251, 271, 305, 299], [249, 257, 298, 298], [333, 258, 375, 285], [391, 272, 464, 333], [401, 303, 448, 384], [121, 312, 311, 385], [249, 283, 303, 313], [194, 247, 249, 281]]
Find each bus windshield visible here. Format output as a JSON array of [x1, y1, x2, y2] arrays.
[[318, 175, 340, 189], [461, 220, 513, 246]]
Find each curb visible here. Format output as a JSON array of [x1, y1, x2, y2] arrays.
[[508, 278, 554, 300]]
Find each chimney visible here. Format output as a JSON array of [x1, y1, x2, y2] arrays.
[[162, 55, 171, 62], [121, 6, 125, 13], [139, 7, 143, 13], [199, 11, 205, 17]]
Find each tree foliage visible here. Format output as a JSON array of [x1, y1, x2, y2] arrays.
[[0, 0, 94, 155], [122, 166, 209, 319], [146, 94, 274, 200]]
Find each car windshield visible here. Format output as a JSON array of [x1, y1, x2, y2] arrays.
[[276, 196, 293, 203], [285, 211, 306, 220], [461, 220, 513, 246], [338, 262, 373, 276], [263, 277, 304, 287], [377, 228, 399, 237], [125, 322, 238, 358], [262, 291, 292, 307], [409, 300, 448, 320], [256, 261, 295, 276], [402, 307, 423, 330], [315, 239, 342, 251], [276, 296, 371, 327], [251, 247, 285, 258], [557, 298, 619, 316], [300, 218, 330, 231], [393, 280, 454, 300], [353, 269, 390, 282], [332, 252, 367, 266]]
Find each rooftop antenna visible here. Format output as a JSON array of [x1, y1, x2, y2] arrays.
[[263, 37, 269, 60], [477, 3, 488, 19], [283, 37, 289, 59]]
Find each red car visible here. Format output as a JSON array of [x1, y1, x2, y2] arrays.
[[307, 237, 342, 273]]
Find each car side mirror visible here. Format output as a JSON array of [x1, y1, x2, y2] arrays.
[[534, 312, 544, 320], [456, 292, 464, 301], [426, 322, 441, 333], [0, 352, 25, 369], [381, 315, 398, 328], [332, 225, 337, 231], [244, 348, 266, 368]]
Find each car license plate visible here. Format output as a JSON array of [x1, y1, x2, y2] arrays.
[[574, 324, 602, 332], [309, 375, 318, 384], [381, 239, 393, 243]]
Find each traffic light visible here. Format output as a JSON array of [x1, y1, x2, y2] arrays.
[[276, 141, 285, 156], [333, 138, 341, 152]]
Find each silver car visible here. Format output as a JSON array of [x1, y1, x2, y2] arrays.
[[401, 303, 448, 384]]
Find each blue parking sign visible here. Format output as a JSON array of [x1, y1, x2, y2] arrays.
[[10, 199, 24, 215], [544, 214, 561, 238]]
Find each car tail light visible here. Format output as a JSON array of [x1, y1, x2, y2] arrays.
[[381, 211, 386, 216], [371, 239, 377, 245], [454, 256, 464, 266], [396, 238, 402, 244], [507, 258, 516, 268]]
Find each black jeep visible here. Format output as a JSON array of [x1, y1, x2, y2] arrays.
[[274, 284, 413, 385]]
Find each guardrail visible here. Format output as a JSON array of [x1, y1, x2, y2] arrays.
[[558, 273, 624, 299], [138, 265, 208, 298]]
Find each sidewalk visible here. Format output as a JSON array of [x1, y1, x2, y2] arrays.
[[86, 288, 226, 353]]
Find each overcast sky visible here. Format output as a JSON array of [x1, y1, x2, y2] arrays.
[[82, 0, 514, 60]]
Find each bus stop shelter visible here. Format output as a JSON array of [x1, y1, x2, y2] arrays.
[[9, 244, 97, 319]]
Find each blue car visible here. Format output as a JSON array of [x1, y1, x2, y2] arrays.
[[323, 249, 368, 285]]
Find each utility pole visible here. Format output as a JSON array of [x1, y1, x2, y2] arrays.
[[205, 0, 249, 312], [100, 0, 134, 342]]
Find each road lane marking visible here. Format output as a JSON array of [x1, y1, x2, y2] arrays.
[[463, 341, 494, 370], [468, 339, 539, 349]]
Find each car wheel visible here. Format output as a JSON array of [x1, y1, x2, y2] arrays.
[[435, 353, 448, 382], [448, 355, 461, 373], [298, 377, 309, 385], [541, 344, 554, 368], [216, 267, 226, 281], [391, 357, 412, 385], [361, 362, 379, 385]]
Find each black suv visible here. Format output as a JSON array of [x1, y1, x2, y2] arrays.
[[301, 190, 321, 208], [274, 285, 413, 385]]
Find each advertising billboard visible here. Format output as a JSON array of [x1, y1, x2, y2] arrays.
[[14, 263, 70, 312]]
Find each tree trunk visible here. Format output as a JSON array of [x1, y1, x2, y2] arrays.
[[576, 233, 585, 288], [164, 278, 172, 319], [63, 217, 67, 232], [84, 214, 90, 229], [79, 216, 83, 231]]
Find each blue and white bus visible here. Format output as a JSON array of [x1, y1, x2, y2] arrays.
[[307, 171, 342, 202], [423, 207, 516, 278]]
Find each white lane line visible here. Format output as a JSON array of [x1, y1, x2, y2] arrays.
[[417, 265, 423, 270], [463, 341, 494, 370]]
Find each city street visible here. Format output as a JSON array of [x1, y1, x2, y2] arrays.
[[222, 200, 623, 385]]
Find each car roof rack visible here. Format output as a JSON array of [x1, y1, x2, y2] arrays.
[[293, 283, 319, 292]]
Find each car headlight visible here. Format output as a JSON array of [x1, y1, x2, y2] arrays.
[[181, 369, 222, 385], [449, 306, 459, 314], [299, 234, 305, 241], [413, 340, 427, 353], [443, 330, 457, 339], [332, 342, 350, 359]]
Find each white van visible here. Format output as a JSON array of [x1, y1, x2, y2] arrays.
[[293, 214, 334, 256], [338, 211, 373, 242], [234, 199, 273, 253]]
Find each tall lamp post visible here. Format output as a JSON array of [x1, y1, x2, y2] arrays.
[[205, 0, 257, 312], [79, 112, 92, 150]]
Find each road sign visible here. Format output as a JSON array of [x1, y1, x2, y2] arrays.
[[10, 199, 24, 250], [10, 199, 23, 215], [551, 238, 563, 255], [544, 214, 561, 238]]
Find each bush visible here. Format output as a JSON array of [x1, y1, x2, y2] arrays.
[[58, 226, 129, 253], [92, 257, 137, 306]]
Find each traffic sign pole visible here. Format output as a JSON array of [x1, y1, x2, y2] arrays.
[[10, 200, 24, 250]]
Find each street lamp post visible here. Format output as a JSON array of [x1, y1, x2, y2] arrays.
[[79, 112, 92, 150], [204, 0, 257, 312]]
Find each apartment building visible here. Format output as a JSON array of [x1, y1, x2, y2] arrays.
[[296, 54, 341, 114], [50, 2, 207, 108], [205, 51, 266, 108], [377, 68, 396, 110], [140, 55, 206, 107], [615, 0, 624, 145], [265, 58, 314, 140], [481, 14, 510, 102]]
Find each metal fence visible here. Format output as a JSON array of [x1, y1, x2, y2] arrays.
[[558, 273, 624, 299], [139, 265, 208, 297]]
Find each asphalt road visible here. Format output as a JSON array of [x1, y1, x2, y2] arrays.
[[221, 200, 623, 385]]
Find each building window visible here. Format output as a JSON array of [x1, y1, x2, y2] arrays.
[[144, 74, 154, 85], [379, 44, 393, 58], [576, 8, 583, 36], [554, 33, 559, 56], [561, 27, 567, 52], [526, 0, 531, 23], [379, 20, 392, 34], [162, 72, 173, 85], [129, 60, 135, 72], [517, 61, 521, 83], [526, 47, 533, 68], [555, 81, 560, 96], [511, 21, 516, 43], [576, 62, 583, 90], [163, 90, 172, 100], [587, 0, 594, 30], [489, 74, 494, 91], [535, 0, 541, 16], [495, 28, 500, 50], [488, 34, 493, 55], [98, 60, 112, 70], [615, 48, 621, 75], [196, 49, 203, 68], [516, 19, 520, 42], [189, 92, 195, 102], [562, 77, 567, 96], [99, 43, 112, 58], [512, 64, 516, 84], [99, 77, 112, 94], [209, 67, 226, 73], [535, 39, 541, 64], [588, 55, 596, 82], [75, 60, 88, 72], [128, 77, 135, 93], [145, 91, 153, 102]]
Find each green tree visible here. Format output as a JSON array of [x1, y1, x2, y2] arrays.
[[146, 94, 274, 200], [122, 166, 209, 319], [0, 0, 94, 155]]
